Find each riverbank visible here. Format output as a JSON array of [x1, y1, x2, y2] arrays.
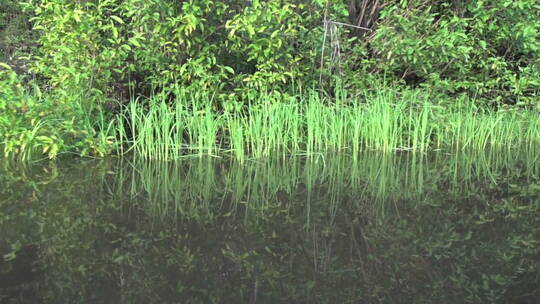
[[2, 83, 540, 161]]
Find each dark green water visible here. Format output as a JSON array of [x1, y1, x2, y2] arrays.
[[1, 151, 539, 303]]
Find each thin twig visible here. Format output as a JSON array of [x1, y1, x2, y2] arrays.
[[328, 20, 372, 31]]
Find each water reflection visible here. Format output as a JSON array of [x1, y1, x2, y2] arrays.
[[1, 151, 539, 303]]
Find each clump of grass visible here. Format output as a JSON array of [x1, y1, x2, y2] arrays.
[[444, 101, 540, 152], [116, 86, 540, 161], [117, 91, 222, 160]]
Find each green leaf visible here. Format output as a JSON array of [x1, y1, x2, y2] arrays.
[[110, 15, 124, 24]]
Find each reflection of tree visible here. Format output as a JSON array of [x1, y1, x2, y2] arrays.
[[0, 244, 42, 302], [0, 152, 538, 302]]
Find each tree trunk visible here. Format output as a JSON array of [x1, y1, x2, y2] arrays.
[[348, 0, 383, 38]]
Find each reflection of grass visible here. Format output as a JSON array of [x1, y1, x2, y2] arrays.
[[117, 87, 540, 161], [113, 150, 540, 221], [2, 152, 538, 303]]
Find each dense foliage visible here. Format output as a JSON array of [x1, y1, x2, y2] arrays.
[[1, 0, 539, 158], [367, 0, 540, 105], [0, 0, 34, 72]]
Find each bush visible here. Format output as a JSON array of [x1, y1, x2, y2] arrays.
[[0, 63, 114, 159], [22, 0, 330, 107], [2, 0, 540, 159], [11, 0, 540, 108], [0, 0, 35, 75], [341, 0, 540, 107]]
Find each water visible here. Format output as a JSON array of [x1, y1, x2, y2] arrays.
[[1, 151, 539, 303]]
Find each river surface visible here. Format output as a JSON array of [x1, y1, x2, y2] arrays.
[[1, 151, 539, 303]]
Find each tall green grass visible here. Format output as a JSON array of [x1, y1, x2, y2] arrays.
[[116, 87, 540, 161]]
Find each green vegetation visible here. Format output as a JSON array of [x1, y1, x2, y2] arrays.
[[0, 64, 116, 160], [0, 0, 34, 70], [118, 86, 540, 160], [2, 1, 539, 301], [1, 0, 539, 160]]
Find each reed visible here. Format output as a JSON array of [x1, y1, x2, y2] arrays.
[[115, 87, 540, 161]]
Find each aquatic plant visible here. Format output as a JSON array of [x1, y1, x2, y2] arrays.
[[117, 87, 540, 161]]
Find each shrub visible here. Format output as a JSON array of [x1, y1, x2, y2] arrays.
[[0, 0, 35, 75], [22, 0, 330, 107], [341, 0, 540, 107], [0, 63, 114, 159]]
